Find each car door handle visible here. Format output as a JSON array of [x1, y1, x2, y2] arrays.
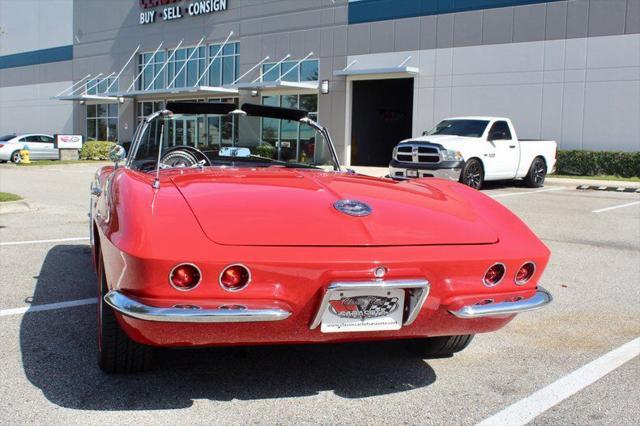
[[509, 145, 516, 149]]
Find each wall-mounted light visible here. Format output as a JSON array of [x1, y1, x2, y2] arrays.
[[79, 100, 85, 105], [118, 97, 125, 104], [321, 80, 330, 94], [250, 89, 259, 97]]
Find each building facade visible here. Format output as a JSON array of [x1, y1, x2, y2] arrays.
[[1, 0, 639, 166]]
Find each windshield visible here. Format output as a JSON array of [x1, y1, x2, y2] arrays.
[[0, 134, 16, 141], [130, 108, 337, 172], [426, 120, 489, 138]]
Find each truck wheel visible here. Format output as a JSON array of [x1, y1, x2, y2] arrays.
[[461, 159, 484, 190], [524, 157, 547, 188], [97, 257, 153, 373], [407, 334, 474, 358], [11, 151, 22, 164]]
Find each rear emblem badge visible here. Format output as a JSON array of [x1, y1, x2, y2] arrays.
[[334, 199, 372, 217], [329, 296, 399, 319]]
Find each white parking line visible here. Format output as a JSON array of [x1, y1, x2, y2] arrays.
[[0, 298, 97, 317], [476, 337, 640, 426], [0, 236, 89, 246], [592, 200, 640, 214], [490, 187, 566, 198]]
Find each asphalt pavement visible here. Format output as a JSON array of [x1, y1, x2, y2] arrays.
[[0, 162, 638, 425]]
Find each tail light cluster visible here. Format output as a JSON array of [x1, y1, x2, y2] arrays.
[[483, 262, 535, 287], [169, 263, 202, 291], [168, 263, 251, 292]]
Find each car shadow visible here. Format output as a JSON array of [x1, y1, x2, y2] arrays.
[[20, 245, 437, 410]]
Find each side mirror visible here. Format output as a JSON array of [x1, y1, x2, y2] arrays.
[[109, 144, 126, 166]]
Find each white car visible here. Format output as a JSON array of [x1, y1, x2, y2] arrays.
[[389, 117, 557, 189], [0, 133, 58, 163]]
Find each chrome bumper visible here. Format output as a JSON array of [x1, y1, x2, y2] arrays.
[[104, 290, 292, 323], [449, 287, 552, 319], [389, 165, 462, 181]]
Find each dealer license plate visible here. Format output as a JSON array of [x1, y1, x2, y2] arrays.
[[320, 288, 405, 333], [406, 170, 418, 178]]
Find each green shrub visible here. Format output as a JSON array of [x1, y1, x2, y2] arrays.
[[255, 143, 276, 159], [79, 141, 116, 160], [556, 150, 640, 178]]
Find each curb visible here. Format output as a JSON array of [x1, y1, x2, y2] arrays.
[[576, 185, 640, 193], [0, 200, 32, 215], [547, 177, 640, 189]]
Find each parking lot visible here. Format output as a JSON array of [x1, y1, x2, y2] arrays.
[[0, 163, 638, 425]]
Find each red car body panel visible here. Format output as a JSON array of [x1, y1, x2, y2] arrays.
[[92, 166, 550, 347]]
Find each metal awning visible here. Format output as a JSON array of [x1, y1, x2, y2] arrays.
[[55, 94, 120, 102], [118, 85, 239, 99], [334, 65, 419, 77], [236, 80, 319, 91]]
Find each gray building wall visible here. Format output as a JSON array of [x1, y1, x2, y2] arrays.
[[0, 0, 74, 135]]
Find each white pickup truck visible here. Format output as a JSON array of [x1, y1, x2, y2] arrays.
[[389, 117, 557, 189]]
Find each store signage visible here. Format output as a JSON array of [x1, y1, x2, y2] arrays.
[[56, 135, 83, 149], [139, 0, 228, 25]]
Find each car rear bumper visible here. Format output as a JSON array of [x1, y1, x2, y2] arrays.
[[107, 286, 552, 347], [389, 159, 463, 181], [449, 287, 552, 319], [105, 290, 292, 323]]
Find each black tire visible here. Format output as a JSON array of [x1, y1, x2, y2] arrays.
[[11, 150, 22, 164], [407, 334, 474, 358], [461, 159, 484, 190], [98, 257, 153, 373], [524, 157, 547, 188]]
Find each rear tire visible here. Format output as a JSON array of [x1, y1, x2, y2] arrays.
[[11, 150, 22, 164], [407, 334, 474, 358], [461, 159, 484, 190], [98, 257, 153, 373], [524, 157, 547, 188]]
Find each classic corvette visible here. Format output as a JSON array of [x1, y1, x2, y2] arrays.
[[90, 101, 552, 373]]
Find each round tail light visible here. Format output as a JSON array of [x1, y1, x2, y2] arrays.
[[219, 264, 251, 291], [483, 263, 506, 287], [169, 263, 201, 291], [515, 262, 536, 285]]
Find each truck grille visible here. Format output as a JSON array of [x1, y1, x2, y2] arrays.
[[394, 144, 441, 164]]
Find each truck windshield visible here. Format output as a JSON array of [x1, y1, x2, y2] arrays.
[[426, 120, 489, 138]]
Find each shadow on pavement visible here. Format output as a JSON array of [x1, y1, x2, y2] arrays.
[[21, 245, 437, 410]]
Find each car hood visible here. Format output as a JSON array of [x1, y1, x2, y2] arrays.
[[171, 169, 498, 247]]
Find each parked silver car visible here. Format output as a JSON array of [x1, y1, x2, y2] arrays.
[[0, 134, 58, 163]]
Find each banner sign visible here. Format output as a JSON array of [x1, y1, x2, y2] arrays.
[[56, 135, 83, 149], [139, 0, 228, 25]]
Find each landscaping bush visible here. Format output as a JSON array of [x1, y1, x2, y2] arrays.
[[255, 143, 276, 159], [556, 150, 640, 178], [79, 141, 117, 160]]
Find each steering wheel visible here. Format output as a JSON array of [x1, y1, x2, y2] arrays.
[[160, 146, 211, 168]]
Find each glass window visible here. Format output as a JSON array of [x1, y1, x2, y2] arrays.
[[261, 63, 279, 82], [138, 51, 165, 91], [208, 42, 240, 87], [87, 103, 118, 141], [280, 62, 298, 82], [489, 121, 512, 140], [260, 59, 319, 82], [260, 94, 319, 164], [86, 76, 118, 95], [300, 60, 319, 81]]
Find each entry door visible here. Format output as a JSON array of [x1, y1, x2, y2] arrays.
[[487, 121, 519, 178], [350, 78, 414, 166]]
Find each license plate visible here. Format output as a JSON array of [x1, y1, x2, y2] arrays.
[[406, 170, 418, 178], [320, 288, 405, 333]]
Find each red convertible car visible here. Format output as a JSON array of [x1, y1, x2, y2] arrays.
[[90, 102, 552, 373]]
